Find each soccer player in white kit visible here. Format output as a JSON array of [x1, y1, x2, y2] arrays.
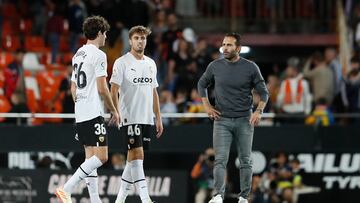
[[110, 26, 164, 203], [55, 16, 119, 203]]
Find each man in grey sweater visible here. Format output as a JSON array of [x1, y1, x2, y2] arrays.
[[197, 33, 269, 203]]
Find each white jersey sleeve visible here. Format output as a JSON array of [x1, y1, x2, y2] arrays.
[[110, 58, 125, 86], [150, 59, 159, 88], [95, 52, 108, 78]]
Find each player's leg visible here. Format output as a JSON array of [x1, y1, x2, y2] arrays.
[[84, 146, 107, 203], [62, 146, 106, 196], [234, 117, 254, 202], [210, 117, 233, 203], [115, 155, 133, 203], [116, 124, 153, 203], [128, 147, 153, 203], [56, 147, 104, 203], [57, 117, 108, 203]]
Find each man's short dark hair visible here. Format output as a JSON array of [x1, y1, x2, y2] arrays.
[[312, 51, 324, 63], [129, 25, 152, 39], [225, 32, 241, 46], [82, 16, 110, 40]]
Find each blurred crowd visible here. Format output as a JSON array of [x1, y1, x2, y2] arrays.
[[259, 48, 360, 126], [191, 150, 320, 203], [0, 0, 359, 126]]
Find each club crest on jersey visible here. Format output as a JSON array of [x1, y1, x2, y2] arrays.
[[99, 136, 105, 142], [129, 138, 135, 144]]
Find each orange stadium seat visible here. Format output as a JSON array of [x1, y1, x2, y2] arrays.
[[24, 36, 49, 52], [36, 70, 65, 123], [0, 95, 11, 122], [45, 64, 67, 71], [24, 70, 40, 111], [0, 70, 5, 92], [0, 52, 14, 70], [62, 52, 73, 65], [2, 35, 21, 52], [24, 70, 43, 125], [40, 52, 61, 65]]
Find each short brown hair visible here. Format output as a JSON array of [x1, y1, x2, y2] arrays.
[[129, 25, 151, 39], [225, 32, 241, 46], [83, 16, 110, 40]]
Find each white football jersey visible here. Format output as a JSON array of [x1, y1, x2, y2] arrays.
[[110, 52, 158, 126], [71, 44, 108, 123]]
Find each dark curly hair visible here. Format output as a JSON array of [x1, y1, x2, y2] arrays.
[[82, 16, 110, 40]]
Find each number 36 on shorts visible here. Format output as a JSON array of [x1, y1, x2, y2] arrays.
[[94, 123, 106, 135]]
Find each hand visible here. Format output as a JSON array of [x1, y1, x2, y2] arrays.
[[108, 111, 120, 127], [204, 103, 221, 120], [155, 117, 163, 138], [249, 111, 262, 126]]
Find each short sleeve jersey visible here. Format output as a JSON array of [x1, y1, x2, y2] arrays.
[[110, 52, 158, 126], [71, 44, 108, 123]]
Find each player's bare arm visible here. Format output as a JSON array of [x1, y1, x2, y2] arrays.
[[153, 88, 163, 138], [110, 83, 121, 115], [96, 76, 120, 126], [70, 81, 77, 103]]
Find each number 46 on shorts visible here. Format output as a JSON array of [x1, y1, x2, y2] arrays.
[[128, 124, 141, 136]]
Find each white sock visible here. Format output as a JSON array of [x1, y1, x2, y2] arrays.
[[64, 156, 103, 194], [115, 162, 133, 202], [130, 160, 151, 203], [85, 169, 102, 203]]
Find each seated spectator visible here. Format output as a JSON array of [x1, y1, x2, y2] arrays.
[[262, 153, 294, 203], [289, 158, 304, 188], [159, 90, 177, 125], [305, 98, 335, 127], [191, 148, 215, 203], [249, 175, 266, 203], [4, 49, 24, 100], [187, 88, 204, 114], [5, 92, 29, 124]]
